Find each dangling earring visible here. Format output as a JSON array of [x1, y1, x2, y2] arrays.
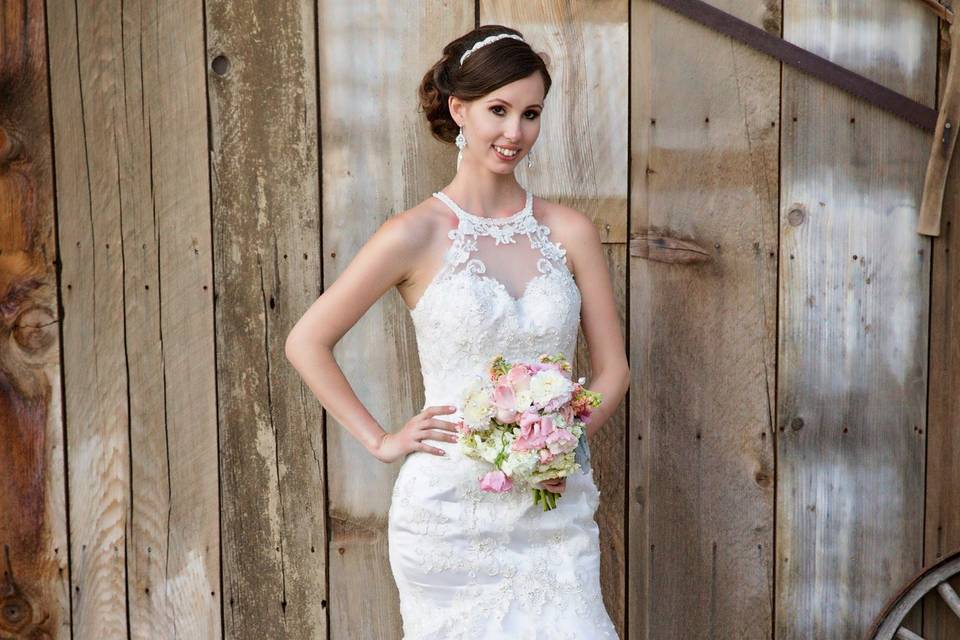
[[526, 148, 534, 169], [455, 126, 467, 171]]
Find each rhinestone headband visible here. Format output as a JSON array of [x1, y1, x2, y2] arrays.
[[459, 33, 526, 66]]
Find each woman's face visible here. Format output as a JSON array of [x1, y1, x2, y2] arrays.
[[450, 73, 545, 174]]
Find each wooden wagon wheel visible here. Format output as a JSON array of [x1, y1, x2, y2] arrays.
[[866, 548, 960, 640]]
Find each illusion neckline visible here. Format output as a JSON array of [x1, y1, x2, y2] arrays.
[[432, 189, 532, 225]]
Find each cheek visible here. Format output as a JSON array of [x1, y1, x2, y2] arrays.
[[473, 120, 498, 143]]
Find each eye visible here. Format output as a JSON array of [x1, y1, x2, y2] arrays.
[[489, 105, 541, 120]]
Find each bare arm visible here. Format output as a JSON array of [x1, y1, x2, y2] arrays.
[[562, 208, 630, 439], [284, 212, 423, 454]]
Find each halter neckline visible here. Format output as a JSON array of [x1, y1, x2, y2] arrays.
[[432, 189, 532, 225]]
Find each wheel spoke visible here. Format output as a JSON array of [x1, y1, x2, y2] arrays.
[[895, 627, 925, 640], [936, 581, 960, 619]]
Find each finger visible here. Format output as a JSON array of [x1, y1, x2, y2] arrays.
[[428, 418, 462, 432], [416, 422, 459, 442], [418, 441, 446, 456], [424, 404, 458, 417], [426, 428, 459, 443]]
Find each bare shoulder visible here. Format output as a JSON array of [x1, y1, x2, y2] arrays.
[[381, 196, 455, 278], [533, 197, 600, 275], [385, 196, 458, 305]]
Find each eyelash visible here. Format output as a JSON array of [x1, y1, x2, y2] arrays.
[[490, 105, 540, 119]]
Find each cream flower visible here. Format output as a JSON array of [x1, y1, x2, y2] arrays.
[[461, 376, 495, 430], [528, 369, 574, 407]]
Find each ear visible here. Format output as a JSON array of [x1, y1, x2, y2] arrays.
[[448, 95, 465, 127]]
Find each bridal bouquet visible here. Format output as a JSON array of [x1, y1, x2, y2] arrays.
[[453, 353, 602, 511]]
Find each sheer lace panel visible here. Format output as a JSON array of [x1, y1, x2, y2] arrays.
[[409, 189, 570, 312]]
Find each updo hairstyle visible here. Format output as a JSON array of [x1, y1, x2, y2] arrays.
[[418, 25, 552, 144]]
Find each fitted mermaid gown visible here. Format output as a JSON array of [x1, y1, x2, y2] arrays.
[[387, 188, 620, 639]]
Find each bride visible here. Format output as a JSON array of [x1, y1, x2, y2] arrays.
[[286, 24, 629, 639]]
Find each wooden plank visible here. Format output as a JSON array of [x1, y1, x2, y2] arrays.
[[316, 3, 472, 637], [480, 1, 629, 633], [922, 15, 960, 640], [124, 1, 221, 637], [629, 0, 780, 637], [0, 1, 71, 637], [48, 0, 222, 636], [777, 1, 935, 637], [206, 0, 325, 637], [47, 0, 132, 634]]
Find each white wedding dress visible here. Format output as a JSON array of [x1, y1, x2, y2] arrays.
[[387, 187, 620, 639]]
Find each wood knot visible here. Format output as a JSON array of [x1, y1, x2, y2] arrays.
[[787, 204, 806, 227], [0, 594, 32, 632], [754, 470, 772, 488], [629, 232, 711, 264], [0, 126, 22, 166]]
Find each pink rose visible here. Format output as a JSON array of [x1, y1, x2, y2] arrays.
[[511, 436, 534, 452], [479, 470, 513, 493], [518, 414, 555, 449], [505, 364, 532, 391], [518, 410, 540, 429], [492, 384, 519, 423], [545, 428, 578, 454], [539, 449, 556, 464]]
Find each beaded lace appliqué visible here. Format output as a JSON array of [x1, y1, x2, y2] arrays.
[[408, 189, 583, 409]]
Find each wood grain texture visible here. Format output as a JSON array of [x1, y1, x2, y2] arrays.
[[778, 1, 935, 637], [922, 14, 960, 640], [206, 0, 325, 638], [48, 0, 222, 636], [480, 1, 629, 633], [0, 1, 70, 637], [47, 0, 132, 634], [317, 2, 472, 637], [629, 0, 780, 638]]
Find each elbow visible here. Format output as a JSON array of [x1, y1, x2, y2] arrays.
[[285, 325, 333, 365], [285, 326, 309, 365], [284, 331, 300, 365]]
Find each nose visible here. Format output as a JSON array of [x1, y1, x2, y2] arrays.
[[505, 118, 523, 142]]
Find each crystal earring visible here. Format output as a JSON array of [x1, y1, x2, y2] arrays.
[[527, 148, 534, 169], [455, 126, 466, 170]]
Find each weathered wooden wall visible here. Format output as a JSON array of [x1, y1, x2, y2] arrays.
[[0, 1, 70, 637], [924, 9, 960, 639], [49, 0, 221, 637], [1, 0, 957, 638], [777, 2, 934, 637], [631, 0, 780, 636]]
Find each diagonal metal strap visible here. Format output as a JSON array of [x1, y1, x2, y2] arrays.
[[651, 0, 940, 132]]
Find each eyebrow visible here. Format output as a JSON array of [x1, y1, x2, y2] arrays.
[[486, 99, 543, 109]]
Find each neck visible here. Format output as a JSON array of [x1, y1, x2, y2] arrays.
[[442, 160, 527, 217]]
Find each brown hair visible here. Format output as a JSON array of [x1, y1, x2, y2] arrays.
[[418, 25, 552, 144]]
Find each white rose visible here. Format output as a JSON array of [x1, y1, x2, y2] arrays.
[[529, 369, 574, 406], [514, 388, 533, 411]]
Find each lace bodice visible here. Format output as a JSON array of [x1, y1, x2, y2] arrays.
[[409, 188, 582, 412]]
